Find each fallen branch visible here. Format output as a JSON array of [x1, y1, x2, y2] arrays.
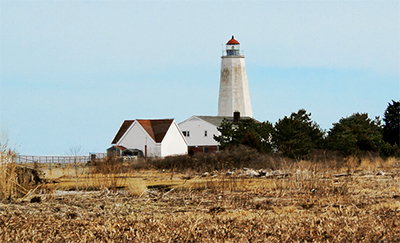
[[19, 184, 41, 201], [333, 173, 351, 178]]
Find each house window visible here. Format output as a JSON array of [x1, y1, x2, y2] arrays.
[[203, 147, 209, 153], [204, 130, 208, 137], [183, 131, 190, 137]]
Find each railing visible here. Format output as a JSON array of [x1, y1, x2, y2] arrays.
[[16, 153, 106, 164]]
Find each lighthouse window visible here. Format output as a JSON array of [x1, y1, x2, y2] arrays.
[[183, 131, 190, 137], [204, 130, 208, 137], [227, 49, 238, 56]]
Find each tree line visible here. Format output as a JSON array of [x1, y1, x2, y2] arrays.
[[214, 100, 399, 159]]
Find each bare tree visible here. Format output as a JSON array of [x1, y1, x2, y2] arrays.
[[68, 146, 85, 191]]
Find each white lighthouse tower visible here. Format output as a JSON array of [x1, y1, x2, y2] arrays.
[[218, 36, 253, 118]]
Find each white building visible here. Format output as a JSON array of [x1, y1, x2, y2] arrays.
[[179, 115, 249, 154], [109, 36, 255, 156], [179, 36, 255, 154], [111, 119, 188, 157], [218, 36, 253, 118]]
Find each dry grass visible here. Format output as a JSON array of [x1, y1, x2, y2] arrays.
[[0, 143, 39, 199], [0, 143, 18, 199], [1, 154, 399, 242]]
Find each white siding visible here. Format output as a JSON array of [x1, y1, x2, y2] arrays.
[[148, 145, 162, 157], [115, 119, 187, 158], [161, 121, 188, 157], [116, 121, 160, 157], [179, 117, 220, 147]]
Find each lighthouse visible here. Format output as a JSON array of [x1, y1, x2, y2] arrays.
[[217, 36, 253, 118]]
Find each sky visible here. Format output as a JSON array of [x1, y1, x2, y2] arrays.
[[1, 1, 399, 155]]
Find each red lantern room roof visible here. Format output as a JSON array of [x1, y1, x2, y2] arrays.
[[227, 35, 240, 45]]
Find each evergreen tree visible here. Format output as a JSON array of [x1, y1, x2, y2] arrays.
[[272, 109, 324, 159], [326, 113, 383, 156], [213, 119, 235, 150], [214, 118, 273, 153], [380, 100, 400, 158], [383, 100, 400, 146]]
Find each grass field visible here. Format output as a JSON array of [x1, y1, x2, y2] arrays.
[[1, 151, 400, 242]]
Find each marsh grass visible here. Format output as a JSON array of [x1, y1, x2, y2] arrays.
[[126, 178, 147, 197], [0, 143, 41, 199], [59, 156, 148, 196], [1, 148, 400, 242], [0, 143, 18, 199]]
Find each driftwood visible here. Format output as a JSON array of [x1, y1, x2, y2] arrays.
[[333, 173, 351, 178]]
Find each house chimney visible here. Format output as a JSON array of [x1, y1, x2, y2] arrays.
[[233, 111, 240, 123]]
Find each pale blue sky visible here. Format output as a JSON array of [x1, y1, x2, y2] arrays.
[[1, 1, 399, 155]]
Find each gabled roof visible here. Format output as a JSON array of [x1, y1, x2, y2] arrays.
[[111, 119, 174, 144], [111, 120, 135, 144], [112, 119, 174, 144], [137, 119, 174, 143], [196, 116, 234, 127]]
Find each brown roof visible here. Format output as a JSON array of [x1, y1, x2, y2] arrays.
[[111, 120, 135, 144], [111, 119, 174, 144], [137, 119, 174, 143], [115, 145, 127, 151]]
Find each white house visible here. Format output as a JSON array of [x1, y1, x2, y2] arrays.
[[178, 115, 233, 154], [111, 119, 188, 157], [179, 114, 256, 154]]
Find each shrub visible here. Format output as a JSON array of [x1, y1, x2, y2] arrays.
[[88, 156, 129, 192], [148, 145, 281, 173], [379, 142, 399, 159]]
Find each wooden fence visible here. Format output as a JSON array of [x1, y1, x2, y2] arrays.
[[16, 153, 106, 164]]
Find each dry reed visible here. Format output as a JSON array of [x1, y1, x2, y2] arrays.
[[0, 143, 17, 199], [1, 152, 399, 242]]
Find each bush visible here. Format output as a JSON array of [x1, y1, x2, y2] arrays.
[[88, 156, 130, 192], [90, 156, 125, 174], [379, 142, 399, 159], [148, 145, 282, 173]]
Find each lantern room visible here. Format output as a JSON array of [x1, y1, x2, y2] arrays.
[[226, 35, 241, 56]]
